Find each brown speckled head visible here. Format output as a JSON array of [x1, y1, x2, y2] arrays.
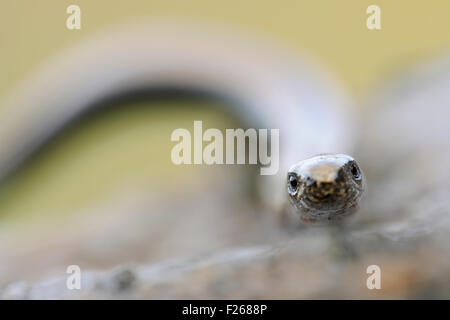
[[287, 154, 365, 223]]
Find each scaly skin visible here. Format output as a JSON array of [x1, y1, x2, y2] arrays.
[[287, 154, 365, 223]]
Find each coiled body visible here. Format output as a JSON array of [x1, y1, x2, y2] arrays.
[[0, 20, 362, 221]]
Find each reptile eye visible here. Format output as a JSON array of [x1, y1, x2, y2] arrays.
[[288, 175, 298, 196], [350, 163, 361, 180]]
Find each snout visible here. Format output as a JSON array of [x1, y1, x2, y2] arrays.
[[303, 179, 349, 205]]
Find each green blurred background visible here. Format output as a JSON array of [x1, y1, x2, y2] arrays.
[[1, 0, 450, 226]]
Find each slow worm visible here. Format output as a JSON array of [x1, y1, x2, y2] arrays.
[[0, 20, 364, 223]]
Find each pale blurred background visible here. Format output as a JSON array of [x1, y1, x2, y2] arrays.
[[1, 0, 450, 298], [2, 0, 450, 229]]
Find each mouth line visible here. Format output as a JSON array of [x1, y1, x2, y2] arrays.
[[302, 195, 356, 211], [310, 208, 346, 215]]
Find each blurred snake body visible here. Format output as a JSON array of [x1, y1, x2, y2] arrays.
[[0, 21, 364, 222]]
